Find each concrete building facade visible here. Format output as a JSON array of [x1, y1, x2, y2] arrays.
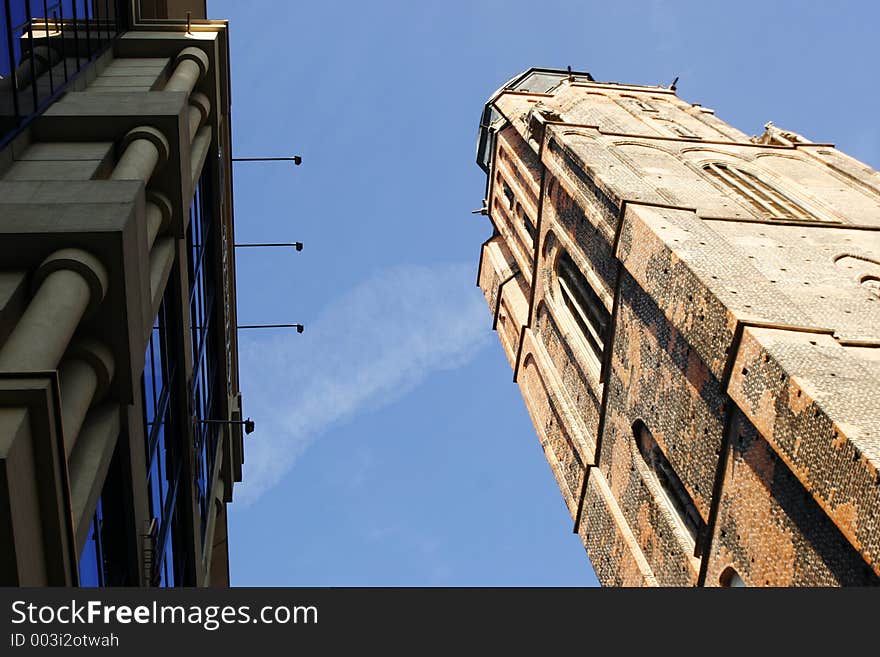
[[474, 68, 880, 586], [0, 1, 245, 586]]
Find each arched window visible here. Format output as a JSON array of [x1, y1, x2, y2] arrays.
[[703, 162, 814, 221], [556, 250, 610, 363], [719, 567, 746, 587], [633, 420, 704, 545], [519, 205, 536, 243]]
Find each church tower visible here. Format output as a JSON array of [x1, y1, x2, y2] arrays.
[[474, 68, 880, 586]]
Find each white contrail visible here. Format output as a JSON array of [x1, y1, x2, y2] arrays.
[[235, 262, 491, 503]]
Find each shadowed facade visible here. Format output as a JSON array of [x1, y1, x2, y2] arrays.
[[474, 68, 880, 586], [0, 1, 245, 586]]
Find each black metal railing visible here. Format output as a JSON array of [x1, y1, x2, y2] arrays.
[[1, 0, 129, 146]]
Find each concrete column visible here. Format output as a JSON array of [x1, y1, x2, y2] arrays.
[[187, 92, 211, 144], [201, 469, 225, 585], [58, 339, 115, 457], [59, 359, 97, 453], [0, 249, 108, 373], [190, 126, 212, 184], [150, 237, 176, 309], [165, 47, 210, 94], [68, 403, 121, 554], [111, 126, 170, 184], [145, 192, 173, 250]]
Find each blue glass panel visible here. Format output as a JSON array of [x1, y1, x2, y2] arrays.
[[148, 458, 161, 519], [143, 337, 155, 421], [77, 497, 103, 586]]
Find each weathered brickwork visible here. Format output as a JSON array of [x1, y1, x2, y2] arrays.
[[519, 344, 585, 517], [728, 328, 880, 572], [706, 408, 880, 586], [578, 469, 658, 587], [474, 68, 880, 586], [534, 302, 601, 458]]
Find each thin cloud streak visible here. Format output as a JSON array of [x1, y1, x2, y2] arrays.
[[236, 262, 492, 503]]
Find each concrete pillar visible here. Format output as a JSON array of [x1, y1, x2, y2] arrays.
[[165, 47, 210, 94], [59, 360, 97, 453], [110, 126, 170, 184], [190, 126, 212, 184], [58, 339, 115, 457], [68, 403, 121, 554], [150, 237, 176, 309], [202, 470, 225, 585], [145, 192, 173, 250], [0, 249, 108, 373], [187, 92, 211, 144]]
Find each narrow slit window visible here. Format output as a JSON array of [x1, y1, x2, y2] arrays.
[[703, 162, 815, 221], [633, 420, 705, 546], [621, 94, 657, 113], [501, 180, 515, 210], [521, 208, 536, 243], [556, 250, 609, 362]]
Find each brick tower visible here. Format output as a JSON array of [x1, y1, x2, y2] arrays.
[[474, 68, 880, 586]]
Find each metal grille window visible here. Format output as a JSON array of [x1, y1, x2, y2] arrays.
[[556, 250, 609, 364], [633, 420, 705, 546], [1, 0, 127, 146], [703, 162, 814, 221], [187, 168, 219, 542]]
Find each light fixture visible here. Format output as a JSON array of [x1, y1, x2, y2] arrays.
[[231, 155, 302, 165], [198, 417, 256, 435], [237, 323, 304, 333], [234, 242, 303, 251]]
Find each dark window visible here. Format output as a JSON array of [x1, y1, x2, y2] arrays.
[[703, 162, 814, 221], [1, 1, 128, 146], [187, 167, 220, 543], [78, 443, 132, 586], [633, 420, 705, 545], [521, 208, 536, 243], [142, 282, 184, 587], [620, 94, 657, 113], [502, 180, 514, 210], [78, 498, 105, 586], [719, 566, 746, 587], [556, 250, 609, 363]]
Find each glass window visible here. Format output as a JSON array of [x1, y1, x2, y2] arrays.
[[187, 168, 220, 542], [142, 283, 183, 587], [77, 498, 104, 587], [1, 1, 128, 146], [77, 443, 130, 586]]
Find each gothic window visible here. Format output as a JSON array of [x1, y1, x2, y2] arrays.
[[502, 180, 515, 210], [703, 162, 814, 221], [656, 118, 698, 138], [520, 205, 536, 243], [620, 94, 658, 113], [633, 420, 705, 545], [719, 567, 746, 587], [556, 250, 609, 364], [862, 276, 880, 298]]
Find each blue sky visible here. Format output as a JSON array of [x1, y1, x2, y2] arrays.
[[209, 0, 880, 586]]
